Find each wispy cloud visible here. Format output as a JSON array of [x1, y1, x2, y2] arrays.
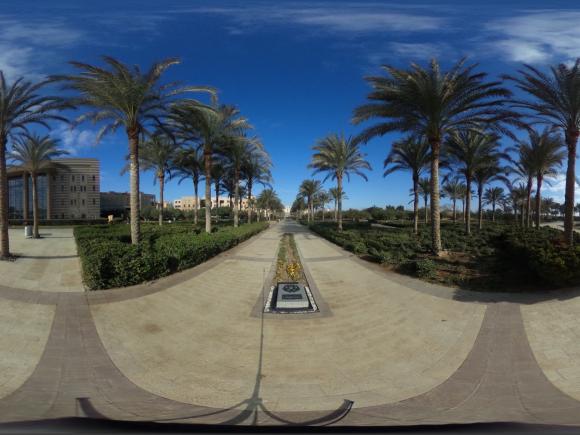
[[179, 4, 446, 35], [51, 125, 98, 156], [485, 11, 580, 64], [541, 174, 580, 203], [0, 16, 83, 79]]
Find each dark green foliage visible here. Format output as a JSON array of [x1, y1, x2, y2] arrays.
[[308, 221, 580, 291], [75, 222, 268, 290]]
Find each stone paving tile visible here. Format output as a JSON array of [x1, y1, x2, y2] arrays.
[[0, 228, 83, 292], [1, 221, 580, 426]]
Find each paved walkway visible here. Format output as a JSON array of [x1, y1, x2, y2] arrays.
[[0, 228, 83, 292], [0, 221, 580, 426]]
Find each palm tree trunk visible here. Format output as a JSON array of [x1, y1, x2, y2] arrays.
[[204, 143, 212, 233], [526, 178, 533, 228], [22, 173, 28, 221], [31, 173, 40, 238], [0, 135, 9, 259], [461, 198, 465, 223], [430, 141, 442, 255], [334, 201, 337, 222], [424, 196, 428, 224], [465, 177, 472, 235], [564, 131, 578, 245], [158, 173, 164, 226], [413, 175, 419, 234], [247, 180, 253, 224], [477, 184, 483, 230], [492, 201, 496, 222], [535, 175, 543, 229], [521, 204, 525, 226], [321, 206, 325, 222], [128, 128, 141, 244], [193, 178, 199, 225], [452, 199, 457, 223], [337, 175, 343, 231], [233, 168, 240, 228]]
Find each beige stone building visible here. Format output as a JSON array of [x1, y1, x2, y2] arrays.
[[8, 158, 100, 220], [173, 196, 249, 211]]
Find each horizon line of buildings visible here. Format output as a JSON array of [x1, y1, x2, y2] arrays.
[[7, 158, 263, 221]]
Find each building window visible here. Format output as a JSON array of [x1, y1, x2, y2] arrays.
[[82, 175, 85, 182], [61, 175, 65, 181], [71, 175, 75, 182], [82, 199, 85, 206], [92, 185, 95, 191], [70, 199, 73, 205], [92, 198, 96, 205], [92, 175, 95, 181], [61, 185, 65, 192]]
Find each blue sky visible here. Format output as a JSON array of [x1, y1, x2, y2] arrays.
[[4, 0, 580, 209]]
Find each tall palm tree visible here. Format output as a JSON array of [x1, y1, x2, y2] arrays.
[[458, 183, 468, 223], [219, 135, 262, 227], [173, 146, 204, 224], [506, 138, 538, 228], [308, 133, 371, 230], [329, 187, 347, 222], [315, 190, 331, 222], [417, 177, 431, 224], [353, 58, 513, 254], [442, 178, 463, 223], [298, 179, 323, 223], [211, 159, 226, 215], [170, 101, 249, 233], [504, 60, 580, 243], [257, 188, 281, 221], [526, 129, 565, 228], [0, 73, 65, 259], [383, 136, 430, 233], [483, 187, 505, 222], [444, 130, 503, 234], [8, 134, 68, 238], [473, 160, 508, 229], [242, 150, 272, 224], [134, 132, 179, 226], [50, 56, 214, 244]]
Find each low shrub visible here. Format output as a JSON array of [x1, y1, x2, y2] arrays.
[[76, 222, 268, 290], [415, 258, 437, 279]]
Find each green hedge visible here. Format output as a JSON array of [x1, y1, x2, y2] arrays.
[[75, 222, 268, 290]]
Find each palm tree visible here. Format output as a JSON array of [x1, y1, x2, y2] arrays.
[[0, 73, 65, 259], [483, 187, 505, 222], [329, 187, 347, 222], [417, 177, 430, 224], [473, 160, 508, 229], [383, 136, 430, 233], [242, 150, 272, 224], [8, 134, 68, 238], [458, 183, 469, 223], [442, 178, 464, 223], [353, 58, 513, 254], [50, 56, 214, 244], [444, 130, 503, 234], [506, 137, 538, 228], [315, 190, 331, 222], [173, 146, 204, 225], [134, 132, 179, 226], [257, 188, 282, 221], [504, 60, 580, 243], [526, 129, 565, 228], [219, 135, 262, 227], [308, 133, 371, 230], [298, 179, 323, 223], [170, 101, 249, 233], [211, 159, 226, 215]]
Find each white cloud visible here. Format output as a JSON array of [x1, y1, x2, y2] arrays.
[[183, 4, 446, 35], [486, 11, 580, 64], [0, 16, 82, 80], [541, 173, 580, 203], [51, 125, 98, 156]]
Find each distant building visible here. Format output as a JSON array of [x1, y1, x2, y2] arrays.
[[100, 191, 156, 215], [173, 196, 249, 211], [7, 158, 100, 220]]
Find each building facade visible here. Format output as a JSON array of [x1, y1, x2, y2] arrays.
[[100, 191, 156, 215], [173, 196, 249, 211], [7, 158, 100, 220]]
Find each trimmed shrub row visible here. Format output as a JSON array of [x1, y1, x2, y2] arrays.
[[75, 222, 268, 290]]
